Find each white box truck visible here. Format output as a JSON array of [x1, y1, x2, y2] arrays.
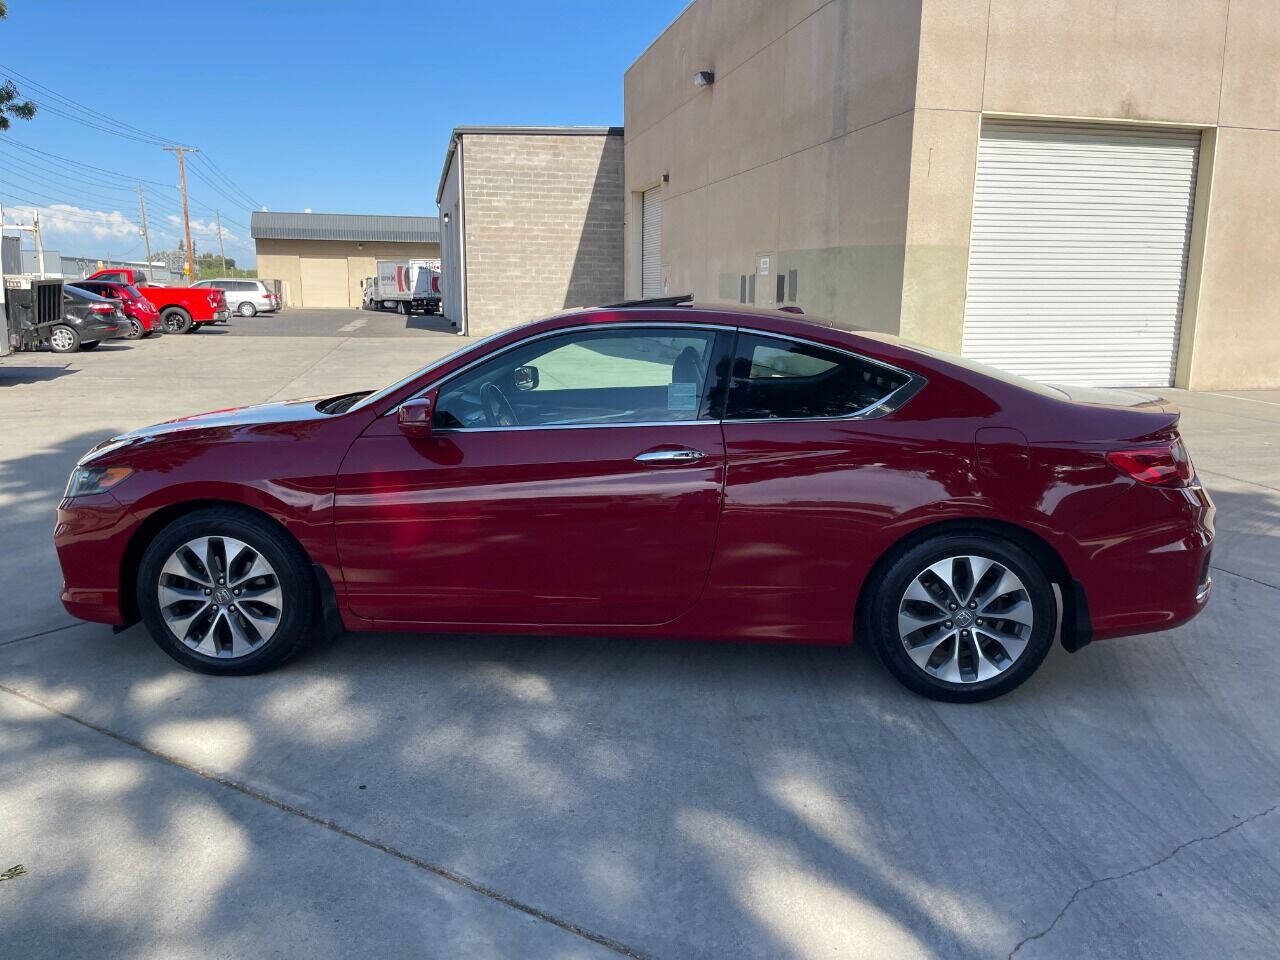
[[365, 259, 441, 315]]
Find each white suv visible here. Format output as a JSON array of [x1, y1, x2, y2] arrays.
[[193, 278, 278, 317]]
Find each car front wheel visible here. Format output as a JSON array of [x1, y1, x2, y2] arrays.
[[138, 507, 315, 675], [865, 534, 1055, 702]]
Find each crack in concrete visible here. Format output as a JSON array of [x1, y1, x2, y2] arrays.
[[0, 681, 651, 960], [0, 622, 82, 648], [1008, 801, 1280, 958]]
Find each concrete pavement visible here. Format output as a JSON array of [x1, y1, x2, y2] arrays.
[[1, 330, 1278, 958]]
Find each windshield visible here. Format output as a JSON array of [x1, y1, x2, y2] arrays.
[[347, 328, 511, 413]]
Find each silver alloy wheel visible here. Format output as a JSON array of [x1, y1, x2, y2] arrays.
[[157, 536, 283, 658], [50, 326, 75, 351], [897, 555, 1034, 684], [238, 301, 255, 316]]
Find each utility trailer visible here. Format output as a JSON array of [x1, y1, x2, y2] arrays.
[[2, 277, 64, 354]]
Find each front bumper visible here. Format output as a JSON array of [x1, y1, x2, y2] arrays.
[[54, 492, 136, 626]]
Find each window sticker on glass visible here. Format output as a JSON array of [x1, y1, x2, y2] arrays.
[[667, 381, 697, 411]]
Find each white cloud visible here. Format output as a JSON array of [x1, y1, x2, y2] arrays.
[[6, 202, 140, 240], [164, 213, 239, 243]]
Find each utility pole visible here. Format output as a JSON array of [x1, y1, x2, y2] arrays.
[[32, 211, 44, 276], [137, 183, 153, 274], [216, 209, 227, 277], [164, 145, 198, 281]]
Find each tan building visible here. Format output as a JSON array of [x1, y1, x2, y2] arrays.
[[624, 0, 1280, 389], [251, 212, 439, 309], [436, 126, 624, 336]]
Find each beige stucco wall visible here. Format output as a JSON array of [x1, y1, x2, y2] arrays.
[[900, 0, 1280, 388], [458, 132, 624, 337], [623, 0, 923, 334], [628, 0, 1279, 388], [254, 238, 440, 309]]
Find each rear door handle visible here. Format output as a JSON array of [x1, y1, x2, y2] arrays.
[[635, 448, 706, 464]]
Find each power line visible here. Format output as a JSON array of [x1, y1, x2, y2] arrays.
[[0, 62, 176, 145], [189, 152, 263, 210], [0, 69, 269, 214], [0, 136, 175, 188]]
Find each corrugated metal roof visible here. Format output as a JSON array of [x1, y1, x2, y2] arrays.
[[251, 211, 439, 243]]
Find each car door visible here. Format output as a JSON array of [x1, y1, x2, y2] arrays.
[[334, 323, 733, 626], [709, 331, 925, 636]]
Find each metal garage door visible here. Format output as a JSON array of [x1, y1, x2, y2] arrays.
[[299, 257, 351, 308], [641, 186, 662, 297], [961, 120, 1200, 386]]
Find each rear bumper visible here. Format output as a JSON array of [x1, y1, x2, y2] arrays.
[[1072, 481, 1215, 643]]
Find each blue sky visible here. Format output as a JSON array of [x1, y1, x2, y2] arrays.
[[0, 0, 686, 265]]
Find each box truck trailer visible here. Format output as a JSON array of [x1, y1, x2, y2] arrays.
[[364, 259, 440, 315]]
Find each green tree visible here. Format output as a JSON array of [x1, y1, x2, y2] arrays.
[[0, 4, 39, 131]]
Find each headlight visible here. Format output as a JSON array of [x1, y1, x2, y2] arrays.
[[65, 465, 133, 499]]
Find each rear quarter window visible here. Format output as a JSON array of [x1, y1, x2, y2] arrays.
[[726, 334, 912, 420]]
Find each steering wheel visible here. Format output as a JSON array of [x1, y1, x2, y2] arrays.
[[480, 381, 520, 427]]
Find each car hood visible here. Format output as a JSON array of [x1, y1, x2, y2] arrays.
[[81, 397, 338, 463]]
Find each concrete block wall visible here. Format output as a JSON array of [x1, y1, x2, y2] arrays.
[[462, 133, 624, 336]]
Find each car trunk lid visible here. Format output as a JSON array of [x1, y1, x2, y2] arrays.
[[1041, 384, 1181, 443]]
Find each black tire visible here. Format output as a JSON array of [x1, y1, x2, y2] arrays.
[[161, 306, 193, 334], [864, 533, 1056, 703], [137, 506, 316, 675], [79, 340, 101, 351], [238, 301, 257, 317], [49, 324, 80, 353], [124, 318, 143, 340]]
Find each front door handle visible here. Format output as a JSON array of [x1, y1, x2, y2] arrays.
[[635, 448, 706, 464]]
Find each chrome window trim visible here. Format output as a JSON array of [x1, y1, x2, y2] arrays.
[[391, 320, 924, 430]]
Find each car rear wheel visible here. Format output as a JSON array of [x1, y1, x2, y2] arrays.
[[161, 307, 193, 334], [865, 534, 1055, 702], [124, 318, 143, 340], [49, 325, 80, 353], [238, 301, 257, 317], [138, 507, 315, 675]]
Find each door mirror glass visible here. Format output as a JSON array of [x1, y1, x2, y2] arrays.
[[511, 365, 539, 391], [397, 395, 435, 438]]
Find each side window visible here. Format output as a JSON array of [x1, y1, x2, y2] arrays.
[[434, 328, 722, 429], [97, 271, 124, 283], [725, 333, 911, 420]]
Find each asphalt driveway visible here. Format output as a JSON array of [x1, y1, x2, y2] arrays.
[[1, 330, 1277, 959]]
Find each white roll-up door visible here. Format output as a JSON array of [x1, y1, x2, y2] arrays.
[[961, 120, 1199, 386], [641, 186, 663, 297]]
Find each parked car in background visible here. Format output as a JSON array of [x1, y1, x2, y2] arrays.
[[72, 279, 160, 339], [192, 278, 278, 317], [54, 299, 1213, 700], [53, 285, 127, 353], [84, 268, 229, 334]]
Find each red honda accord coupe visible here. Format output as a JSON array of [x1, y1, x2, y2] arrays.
[[54, 299, 1214, 701]]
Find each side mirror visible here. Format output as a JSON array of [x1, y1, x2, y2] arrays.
[[397, 395, 435, 438], [512, 364, 539, 391]]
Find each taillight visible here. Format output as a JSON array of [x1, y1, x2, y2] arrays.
[[89, 303, 113, 313], [1107, 439, 1193, 487]]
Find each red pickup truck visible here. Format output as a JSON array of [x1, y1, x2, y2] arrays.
[[84, 268, 230, 334]]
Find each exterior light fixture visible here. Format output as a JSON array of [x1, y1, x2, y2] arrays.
[[443, 212, 450, 225], [693, 70, 715, 87]]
